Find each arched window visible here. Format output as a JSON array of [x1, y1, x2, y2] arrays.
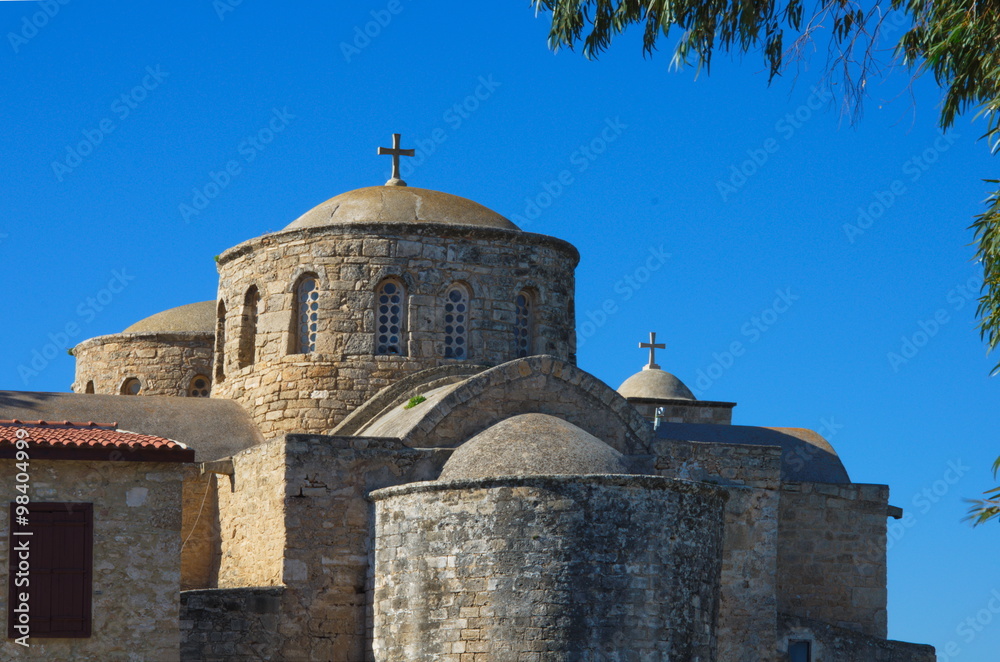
[[188, 374, 211, 397], [295, 275, 320, 354], [515, 290, 534, 358], [239, 286, 260, 368], [121, 378, 141, 396], [215, 300, 227, 381], [375, 279, 406, 356], [444, 284, 470, 359], [84, 381, 95, 394]]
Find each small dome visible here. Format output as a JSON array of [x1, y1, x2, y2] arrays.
[[438, 413, 634, 481], [285, 186, 520, 231], [617, 367, 696, 401], [123, 301, 216, 334]]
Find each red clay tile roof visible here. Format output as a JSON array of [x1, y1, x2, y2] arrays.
[[0, 420, 195, 463]]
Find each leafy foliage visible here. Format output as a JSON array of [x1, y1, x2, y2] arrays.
[[896, 0, 1000, 374], [403, 395, 427, 410], [534, 0, 1000, 374], [965, 456, 1000, 525], [534, 0, 1000, 524]]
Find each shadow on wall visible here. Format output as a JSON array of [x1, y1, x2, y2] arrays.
[[655, 422, 851, 484]]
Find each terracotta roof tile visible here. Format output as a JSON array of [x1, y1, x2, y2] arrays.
[[0, 420, 195, 463]]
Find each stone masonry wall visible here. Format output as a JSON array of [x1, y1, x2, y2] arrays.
[[192, 433, 449, 661], [0, 459, 185, 661], [371, 476, 726, 662], [777, 482, 891, 637], [180, 587, 284, 661], [779, 614, 936, 661], [653, 439, 782, 662], [278, 435, 450, 662], [213, 223, 578, 439], [182, 469, 221, 590], [73, 332, 213, 396], [217, 441, 287, 589], [629, 399, 734, 425]]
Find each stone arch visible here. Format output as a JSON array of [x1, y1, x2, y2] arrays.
[[187, 373, 212, 397], [399, 355, 652, 455], [180, 367, 213, 398], [120, 377, 142, 396], [290, 272, 321, 355], [333, 363, 489, 436], [369, 266, 416, 294]]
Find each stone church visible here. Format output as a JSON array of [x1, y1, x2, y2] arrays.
[[0, 137, 936, 661]]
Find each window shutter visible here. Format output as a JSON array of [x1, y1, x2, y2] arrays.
[[8, 503, 93, 638]]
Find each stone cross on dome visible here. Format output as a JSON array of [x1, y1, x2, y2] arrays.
[[639, 332, 666, 370], [377, 133, 415, 187]]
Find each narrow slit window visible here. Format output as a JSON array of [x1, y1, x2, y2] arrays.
[[296, 276, 319, 354], [515, 291, 533, 358], [376, 280, 405, 356], [215, 300, 227, 381], [239, 286, 260, 368], [444, 285, 469, 359]]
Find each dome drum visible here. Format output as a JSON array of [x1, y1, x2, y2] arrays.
[[212, 203, 579, 438], [72, 302, 216, 397]]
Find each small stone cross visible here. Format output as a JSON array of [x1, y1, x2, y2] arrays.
[[377, 133, 415, 187], [639, 332, 666, 370]]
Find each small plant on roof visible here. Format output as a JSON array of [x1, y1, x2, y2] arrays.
[[403, 395, 427, 410]]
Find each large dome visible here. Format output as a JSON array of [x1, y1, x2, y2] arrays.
[[122, 301, 215, 334], [285, 186, 520, 231], [438, 413, 635, 481], [617, 367, 696, 401]]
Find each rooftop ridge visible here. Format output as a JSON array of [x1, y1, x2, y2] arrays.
[[0, 419, 118, 429]]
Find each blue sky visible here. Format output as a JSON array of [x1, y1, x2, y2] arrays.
[[1, 1, 998, 657]]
